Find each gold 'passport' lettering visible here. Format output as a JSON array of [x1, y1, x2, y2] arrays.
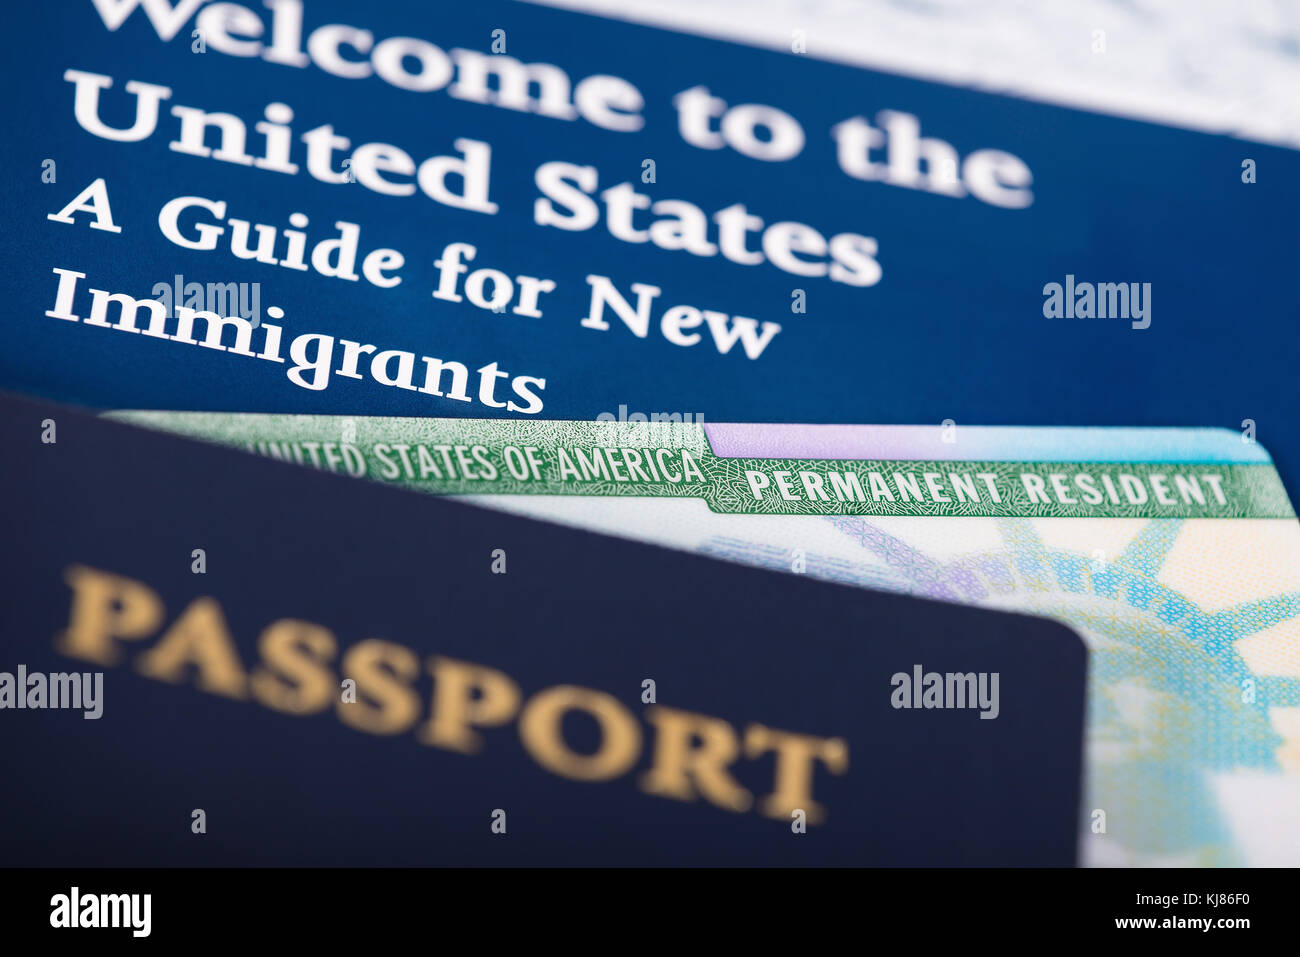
[[55, 564, 849, 823]]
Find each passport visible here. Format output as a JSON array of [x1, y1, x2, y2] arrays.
[[1, 0, 1297, 492], [0, 392, 1088, 866], [111, 409, 1300, 866]]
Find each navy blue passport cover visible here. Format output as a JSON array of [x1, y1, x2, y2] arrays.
[[0, 392, 1087, 865]]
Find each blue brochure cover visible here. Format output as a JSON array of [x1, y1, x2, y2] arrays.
[[0, 391, 1087, 865], [0, 1, 1295, 486]]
